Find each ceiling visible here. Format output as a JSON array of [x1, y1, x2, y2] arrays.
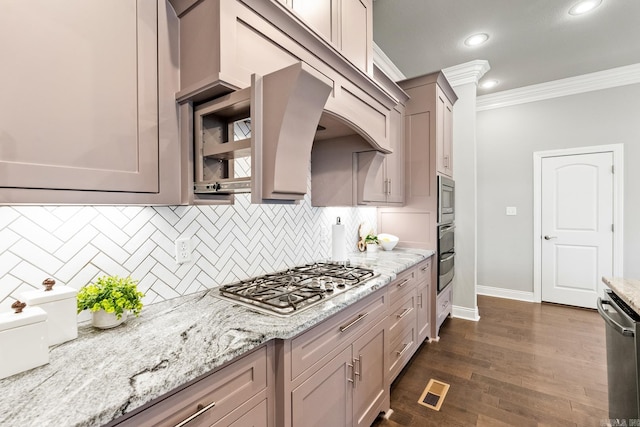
[[372, 0, 640, 94]]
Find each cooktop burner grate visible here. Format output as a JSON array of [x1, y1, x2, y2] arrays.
[[218, 262, 376, 316]]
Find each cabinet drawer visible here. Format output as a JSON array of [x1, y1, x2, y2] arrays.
[[115, 344, 269, 427], [388, 269, 416, 306], [415, 258, 432, 284], [388, 324, 416, 382], [436, 286, 453, 330], [290, 287, 388, 380], [388, 292, 416, 343]]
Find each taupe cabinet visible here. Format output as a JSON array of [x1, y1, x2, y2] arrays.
[[282, 0, 373, 74], [111, 342, 275, 426], [0, 0, 181, 205], [378, 71, 457, 340], [280, 285, 389, 427], [190, 63, 331, 204]]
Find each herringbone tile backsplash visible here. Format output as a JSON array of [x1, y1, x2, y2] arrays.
[[0, 190, 376, 320]]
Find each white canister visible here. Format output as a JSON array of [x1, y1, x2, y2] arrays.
[[21, 278, 78, 346], [0, 303, 49, 380]]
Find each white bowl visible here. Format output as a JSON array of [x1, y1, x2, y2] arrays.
[[377, 233, 399, 251]]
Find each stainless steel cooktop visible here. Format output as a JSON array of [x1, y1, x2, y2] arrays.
[[217, 262, 377, 316]]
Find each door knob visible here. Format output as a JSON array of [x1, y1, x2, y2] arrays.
[[544, 235, 557, 240]]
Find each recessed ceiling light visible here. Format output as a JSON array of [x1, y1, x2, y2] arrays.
[[464, 33, 489, 47], [568, 0, 602, 15], [480, 79, 499, 89]]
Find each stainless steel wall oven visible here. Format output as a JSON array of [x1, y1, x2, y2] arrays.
[[438, 176, 455, 225], [437, 176, 455, 293], [437, 223, 455, 293]]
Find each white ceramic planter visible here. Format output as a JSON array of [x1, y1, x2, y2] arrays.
[[366, 243, 378, 253], [92, 310, 127, 329]]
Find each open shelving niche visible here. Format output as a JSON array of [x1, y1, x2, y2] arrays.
[[191, 62, 332, 205]]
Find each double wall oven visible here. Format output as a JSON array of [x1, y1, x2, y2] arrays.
[[437, 176, 455, 293]]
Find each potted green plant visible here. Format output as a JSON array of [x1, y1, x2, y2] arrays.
[[77, 275, 144, 329], [365, 234, 379, 252]]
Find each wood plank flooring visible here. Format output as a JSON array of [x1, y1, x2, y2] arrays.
[[372, 295, 608, 427]]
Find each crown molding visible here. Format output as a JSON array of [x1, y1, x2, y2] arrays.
[[477, 63, 640, 111], [443, 60, 491, 87], [372, 42, 406, 82]]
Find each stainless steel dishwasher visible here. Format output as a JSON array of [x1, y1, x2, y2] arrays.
[[597, 289, 640, 421]]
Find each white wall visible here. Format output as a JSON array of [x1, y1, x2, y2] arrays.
[[476, 83, 640, 293], [450, 82, 478, 314]]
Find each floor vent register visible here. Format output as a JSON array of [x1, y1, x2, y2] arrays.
[[418, 379, 450, 411]]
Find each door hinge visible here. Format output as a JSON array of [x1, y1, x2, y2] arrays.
[[612, 223, 615, 232], [612, 165, 615, 174]]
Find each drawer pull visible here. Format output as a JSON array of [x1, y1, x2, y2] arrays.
[[421, 266, 429, 272], [339, 312, 369, 332], [174, 401, 216, 427], [397, 307, 414, 319], [397, 279, 410, 288], [396, 341, 413, 357]]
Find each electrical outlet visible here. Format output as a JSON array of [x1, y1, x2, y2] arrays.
[[175, 238, 191, 264], [506, 206, 517, 216]]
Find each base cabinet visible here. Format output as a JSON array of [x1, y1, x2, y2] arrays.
[[290, 317, 386, 427], [291, 346, 353, 427], [110, 343, 274, 427], [416, 260, 432, 344], [279, 286, 389, 427]]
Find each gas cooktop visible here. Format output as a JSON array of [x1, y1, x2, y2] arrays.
[[217, 262, 377, 316]]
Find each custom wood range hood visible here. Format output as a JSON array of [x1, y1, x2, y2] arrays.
[[170, 0, 406, 205]]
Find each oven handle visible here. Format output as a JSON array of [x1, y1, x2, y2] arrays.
[[440, 253, 455, 263], [597, 298, 634, 337], [439, 225, 455, 232]]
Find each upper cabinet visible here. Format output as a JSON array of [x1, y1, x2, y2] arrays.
[[279, 0, 372, 75], [436, 86, 454, 177], [172, 0, 403, 204], [399, 72, 457, 182], [0, 0, 181, 205]]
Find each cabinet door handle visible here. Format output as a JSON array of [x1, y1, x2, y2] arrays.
[[388, 179, 392, 195], [174, 401, 216, 427], [418, 294, 423, 308], [396, 341, 413, 357], [397, 307, 414, 319], [347, 362, 354, 384], [357, 355, 362, 382], [397, 279, 410, 288], [339, 312, 369, 332]]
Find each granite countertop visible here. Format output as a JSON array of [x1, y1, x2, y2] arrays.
[[602, 277, 640, 315], [0, 248, 433, 427]]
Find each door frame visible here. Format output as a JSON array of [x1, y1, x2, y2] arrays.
[[533, 144, 624, 303]]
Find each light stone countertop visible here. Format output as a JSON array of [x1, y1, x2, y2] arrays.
[[0, 248, 433, 427], [602, 277, 640, 315]]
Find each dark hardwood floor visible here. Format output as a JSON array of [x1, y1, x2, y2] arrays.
[[373, 295, 608, 427]]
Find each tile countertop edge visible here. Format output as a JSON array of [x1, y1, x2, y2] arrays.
[[0, 248, 433, 427], [602, 276, 640, 315]]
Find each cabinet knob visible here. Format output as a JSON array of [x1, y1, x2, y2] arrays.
[[42, 278, 56, 291], [11, 300, 26, 314]]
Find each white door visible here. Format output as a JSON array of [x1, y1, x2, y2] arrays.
[[541, 152, 613, 309]]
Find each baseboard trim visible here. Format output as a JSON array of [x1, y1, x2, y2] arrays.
[[452, 305, 480, 322], [477, 285, 535, 302]]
